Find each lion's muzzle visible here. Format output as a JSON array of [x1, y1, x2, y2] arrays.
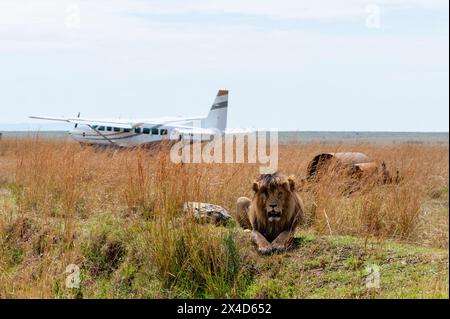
[[268, 210, 282, 222]]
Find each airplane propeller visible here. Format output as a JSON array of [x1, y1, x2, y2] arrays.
[[74, 112, 80, 128]]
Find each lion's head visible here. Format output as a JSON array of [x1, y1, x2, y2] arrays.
[[252, 172, 299, 224]]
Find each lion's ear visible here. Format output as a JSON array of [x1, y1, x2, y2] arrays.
[[252, 181, 259, 193], [288, 176, 296, 192]]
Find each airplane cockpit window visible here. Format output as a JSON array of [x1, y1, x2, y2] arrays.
[[160, 129, 168, 135], [152, 128, 159, 135], [91, 125, 98, 130], [143, 128, 150, 134]]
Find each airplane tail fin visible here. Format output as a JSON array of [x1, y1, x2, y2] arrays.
[[202, 90, 228, 132]]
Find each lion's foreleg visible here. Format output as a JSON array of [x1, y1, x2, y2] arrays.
[[236, 197, 252, 230], [251, 230, 273, 255], [271, 231, 293, 252]]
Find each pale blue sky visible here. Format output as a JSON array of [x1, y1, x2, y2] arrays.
[[0, 0, 448, 131]]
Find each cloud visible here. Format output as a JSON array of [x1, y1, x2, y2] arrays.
[[0, 0, 447, 130], [1, 0, 448, 33], [0, 0, 447, 72], [0, 0, 447, 52], [114, 0, 449, 20]]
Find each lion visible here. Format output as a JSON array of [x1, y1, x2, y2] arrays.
[[236, 172, 305, 255]]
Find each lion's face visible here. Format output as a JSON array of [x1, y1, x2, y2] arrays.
[[252, 173, 296, 223], [261, 187, 288, 222]]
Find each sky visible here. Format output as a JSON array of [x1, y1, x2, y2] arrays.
[[0, 0, 448, 131]]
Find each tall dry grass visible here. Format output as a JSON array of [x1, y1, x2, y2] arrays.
[[0, 137, 448, 297]]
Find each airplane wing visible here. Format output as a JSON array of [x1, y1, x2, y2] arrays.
[[30, 116, 147, 129], [29, 116, 204, 129], [139, 116, 204, 124]]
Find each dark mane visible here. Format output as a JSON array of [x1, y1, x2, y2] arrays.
[[257, 172, 285, 191]]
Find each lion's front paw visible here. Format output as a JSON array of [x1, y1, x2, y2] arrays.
[[257, 244, 273, 255], [271, 242, 286, 253]]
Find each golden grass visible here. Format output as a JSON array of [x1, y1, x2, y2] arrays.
[[0, 137, 448, 298]]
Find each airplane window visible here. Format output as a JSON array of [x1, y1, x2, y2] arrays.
[[107, 127, 112, 132], [135, 128, 141, 134], [124, 128, 131, 133], [152, 128, 159, 135], [160, 129, 168, 135], [98, 126, 105, 131], [143, 128, 150, 134], [114, 127, 120, 132]]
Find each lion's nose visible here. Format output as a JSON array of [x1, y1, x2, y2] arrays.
[[269, 204, 277, 209]]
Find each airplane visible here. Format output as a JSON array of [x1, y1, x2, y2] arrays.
[[30, 90, 228, 148]]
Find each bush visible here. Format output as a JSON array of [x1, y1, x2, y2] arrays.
[[138, 217, 251, 298]]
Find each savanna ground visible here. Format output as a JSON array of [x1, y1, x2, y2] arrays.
[[0, 137, 448, 299]]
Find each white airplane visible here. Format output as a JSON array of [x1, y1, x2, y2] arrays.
[[30, 90, 228, 147]]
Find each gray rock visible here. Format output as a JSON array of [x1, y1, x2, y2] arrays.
[[184, 202, 232, 225], [0, 188, 11, 197]]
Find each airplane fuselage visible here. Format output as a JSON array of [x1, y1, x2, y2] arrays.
[[69, 124, 178, 147]]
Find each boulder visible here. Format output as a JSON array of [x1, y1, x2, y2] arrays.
[[183, 202, 232, 225]]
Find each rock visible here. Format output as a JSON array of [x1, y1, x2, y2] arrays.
[[0, 188, 11, 197], [183, 202, 232, 225]]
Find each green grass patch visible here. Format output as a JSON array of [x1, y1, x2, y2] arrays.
[[241, 234, 448, 299]]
